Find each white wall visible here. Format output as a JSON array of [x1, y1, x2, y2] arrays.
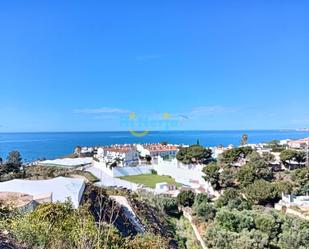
[[153, 163, 204, 184], [112, 165, 153, 177], [92, 161, 153, 177], [93, 161, 113, 176], [153, 158, 215, 195]]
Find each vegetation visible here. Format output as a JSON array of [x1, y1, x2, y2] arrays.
[[202, 148, 303, 207], [215, 189, 251, 211], [193, 201, 216, 222], [195, 140, 309, 248], [127, 195, 179, 248], [0, 150, 24, 181], [7, 151, 23, 165], [1, 141, 308, 249], [176, 145, 212, 164], [266, 140, 287, 152], [240, 133, 248, 146], [202, 207, 309, 249], [280, 149, 306, 165], [0, 201, 169, 249], [119, 174, 182, 188], [171, 216, 201, 249], [24, 165, 99, 183], [177, 190, 195, 207], [237, 151, 273, 188], [0, 152, 101, 183], [176, 188, 309, 249], [202, 162, 220, 190], [150, 169, 157, 175], [134, 191, 201, 249], [291, 167, 309, 195], [218, 147, 253, 165]]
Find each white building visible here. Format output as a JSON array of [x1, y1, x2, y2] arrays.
[[136, 144, 150, 157], [80, 147, 94, 154], [279, 194, 309, 208], [288, 138, 309, 149], [275, 194, 309, 220], [143, 144, 179, 158], [0, 177, 86, 208], [155, 182, 177, 193], [96, 145, 139, 167], [279, 139, 291, 146]]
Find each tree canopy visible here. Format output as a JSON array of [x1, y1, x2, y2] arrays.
[[0, 151, 23, 177], [176, 145, 212, 164], [240, 133, 248, 146], [219, 147, 253, 165], [202, 162, 220, 189], [203, 206, 309, 249], [280, 149, 306, 164], [177, 190, 195, 207], [6, 151, 22, 165], [237, 152, 273, 187]]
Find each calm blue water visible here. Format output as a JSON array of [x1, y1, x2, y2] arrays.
[[0, 130, 308, 162]]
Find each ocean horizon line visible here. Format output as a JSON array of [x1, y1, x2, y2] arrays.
[[0, 128, 300, 134]]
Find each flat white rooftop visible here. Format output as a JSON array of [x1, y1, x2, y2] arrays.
[[0, 177, 85, 208], [40, 157, 93, 167]]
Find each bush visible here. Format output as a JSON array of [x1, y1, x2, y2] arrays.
[[4, 201, 171, 249], [151, 169, 157, 175], [216, 189, 251, 210], [156, 196, 180, 217], [193, 202, 216, 222], [145, 155, 152, 163], [202, 162, 220, 190], [278, 217, 309, 249], [203, 206, 309, 249], [219, 147, 253, 165], [254, 213, 281, 240], [177, 190, 195, 207], [215, 209, 254, 233], [244, 180, 277, 206], [203, 223, 238, 249], [9, 202, 98, 249], [194, 193, 210, 206], [124, 234, 169, 249]]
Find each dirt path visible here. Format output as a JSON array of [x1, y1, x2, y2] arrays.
[[182, 208, 208, 249]]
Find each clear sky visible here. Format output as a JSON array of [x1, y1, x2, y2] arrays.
[[0, 1, 308, 132]]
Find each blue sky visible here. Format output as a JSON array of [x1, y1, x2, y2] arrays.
[[0, 0, 308, 132]]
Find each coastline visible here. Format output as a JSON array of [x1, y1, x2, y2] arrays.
[[0, 130, 308, 162]]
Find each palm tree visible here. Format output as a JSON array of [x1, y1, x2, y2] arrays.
[[241, 133, 248, 146]]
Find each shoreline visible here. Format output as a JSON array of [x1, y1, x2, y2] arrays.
[[0, 131, 307, 162]]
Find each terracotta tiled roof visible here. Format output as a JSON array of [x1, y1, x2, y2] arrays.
[[144, 144, 179, 152]]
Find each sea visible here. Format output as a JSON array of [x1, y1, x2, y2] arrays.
[[0, 130, 308, 162]]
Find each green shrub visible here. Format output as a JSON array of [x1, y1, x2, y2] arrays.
[[177, 190, 195, 207], [193, 202, 216, 222], [151, 169, 157, 175]]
